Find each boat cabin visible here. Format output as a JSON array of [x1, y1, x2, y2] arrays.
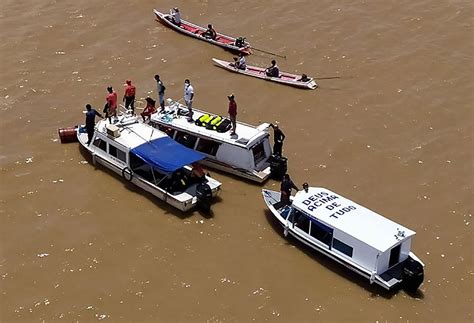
[[78, 116, 221, 211], [263, 187, 424, 290], [149, 99, 279, 182]]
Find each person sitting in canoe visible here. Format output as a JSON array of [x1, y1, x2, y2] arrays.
[[202, 24, 217, 40], [265, 60, 280, 77], [169, 7, 181, 26], [231, 53, 246, 70], [297, 74, 310, 82]]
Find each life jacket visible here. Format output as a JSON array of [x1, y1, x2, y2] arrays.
[[195, 114, 210, 126], [202, 114, 215, 126], [206, 115, 222, 129], [215, 118, 231, 133]]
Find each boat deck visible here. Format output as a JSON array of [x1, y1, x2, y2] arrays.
[[149, 102, 270, 149], [379, 259, 406, 285]]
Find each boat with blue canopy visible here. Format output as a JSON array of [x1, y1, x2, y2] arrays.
[[77, 114, 222, 211]]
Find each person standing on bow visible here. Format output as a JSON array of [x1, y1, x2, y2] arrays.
[[154, 74, 166, 111], [85, 104, 103, 145], [270, 122, 286, 157], [104, 86, 117, 123], [228, 94, 237, 136], [184, 79, 194, 122], [123, 80, 136, 115], [280, 174, 299, 206]]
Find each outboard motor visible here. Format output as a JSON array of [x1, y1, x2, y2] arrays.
[[402, 256, 424, 291], [196, 182, 212, 212], [270, 155, 288, 180]]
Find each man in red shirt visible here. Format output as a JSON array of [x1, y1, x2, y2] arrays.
[[123, 80, 136, 114], [227, 94, 237, 136], [104, 86, 117, 122]]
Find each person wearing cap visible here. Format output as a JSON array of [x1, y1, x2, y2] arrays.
[[154, 74, 166, 111], [202, 24, 217, 40], [184, 79, 194, 122], [265, 59, 280, 77], [270, 122, 285, 157], [104, 86, 117, 123], [84, 104, 103, 145], [228, 94, 237, 136], [169, 7, 181, 26], [123, 80, 136, 114]]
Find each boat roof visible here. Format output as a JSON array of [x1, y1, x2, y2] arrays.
[[292, 187, 416, 252], [96, 117, 167, 149], [150, 101, 270, 149], [96, 117, 204, 173]]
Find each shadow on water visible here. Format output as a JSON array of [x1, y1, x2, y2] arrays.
[[78, 146, 222, 220], [263, 209, 425, 300]]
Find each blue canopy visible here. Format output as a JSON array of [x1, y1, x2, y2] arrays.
[[130, 137, 204, 173]]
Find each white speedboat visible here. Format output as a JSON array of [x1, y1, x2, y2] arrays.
[[262, 187, 424, 291], [77, 115, 222, 212], [148, 99, 288, 183]]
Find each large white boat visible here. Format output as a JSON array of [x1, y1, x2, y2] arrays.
[[262, 187, 425, 291], [77, 115, 222, 212], [149, 99, 288, 183]]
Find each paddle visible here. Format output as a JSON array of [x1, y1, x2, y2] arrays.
[[315, 76, 352, 80], [250, 47, 286, 59]]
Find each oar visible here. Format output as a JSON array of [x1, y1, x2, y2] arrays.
[[250, 47, 286, 59], [315, 76, 352, 80]]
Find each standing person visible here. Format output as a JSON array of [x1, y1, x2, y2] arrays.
[[183, 79, 194, 122], [154, 74, 166, 111], [227, 94, 237, 136], [169, 7, 181, 26], [104, 86, 117, 123], [280, 174, 299, 206], [84, 104, 103, 145], [123, 80, 136, 114], [270, 122, 286, 157], [265, 59, 279, 77]]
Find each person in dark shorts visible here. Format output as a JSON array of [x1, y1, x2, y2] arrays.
[[227, 94, 237, 136], [123, 80, 136, 114], [270, 123, 286, 157], [280, 173, 299, 206], [85, 104, 102, 145]]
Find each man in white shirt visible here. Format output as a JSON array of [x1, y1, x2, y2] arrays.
[[184, 79, 194, 121]]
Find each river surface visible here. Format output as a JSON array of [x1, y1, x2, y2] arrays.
[[0, 0, 472, 322]]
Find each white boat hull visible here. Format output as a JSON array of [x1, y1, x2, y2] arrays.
[[262, 189, 415, 290], [212, 58, 318, 90], [77, 125, 219, 212]]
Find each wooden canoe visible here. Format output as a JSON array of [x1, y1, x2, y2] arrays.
[[212, 58, 318, 90], [153, 9, 251, 55]]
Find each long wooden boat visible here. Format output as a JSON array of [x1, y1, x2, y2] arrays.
[[262, 187, 424, 291], [77, 114, 222, 212], [153, 9, 251, 55], [212, 58, 318, 90]]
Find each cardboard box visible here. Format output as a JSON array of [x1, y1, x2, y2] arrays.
[[106, 124, 120, 138]]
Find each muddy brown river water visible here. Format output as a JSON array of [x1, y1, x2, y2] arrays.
[[0, 0, 472, 322]]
